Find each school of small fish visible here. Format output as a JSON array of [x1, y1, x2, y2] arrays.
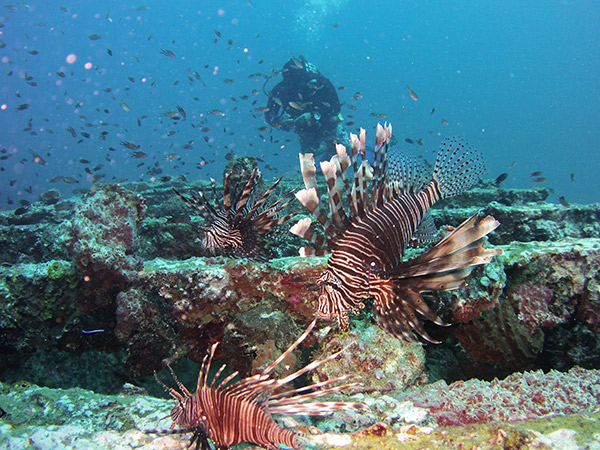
[[0, 3, 572, 209]]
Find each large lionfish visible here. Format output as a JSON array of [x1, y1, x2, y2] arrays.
[[174, 169, 296, 259], [290, 124, 503, 342], [155, 319, 365, 450]]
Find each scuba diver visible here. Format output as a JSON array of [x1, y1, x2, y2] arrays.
[[264, 56, 348, 157]]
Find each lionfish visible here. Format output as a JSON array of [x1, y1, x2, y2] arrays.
[[155, 319, 365, 450], [290, 123, 504, 343], [174, 169, 296, 259]]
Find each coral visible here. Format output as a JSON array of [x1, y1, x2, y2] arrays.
[[69, 184, 146, 283], [400, 366, 600, 427], [444, 239, 600, 371], [0, 260, 80, 352], [114, 288, 179, 378], [311, 323, 426, 395]]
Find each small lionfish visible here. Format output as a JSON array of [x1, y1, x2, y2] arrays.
[[154, 319, 366, 450], [291, 124, 503, 342], [174, 169, 296, 259]]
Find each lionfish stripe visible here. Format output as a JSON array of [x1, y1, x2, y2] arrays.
[[295, 188, 333, 234], [232, 170, 260, 223], [263, 319, 316, 375], [320, 160, 347, 227], [270, 375, 354, 402], [289, 217, 312, 239], [242, 175, 284, 224], [425, 214, 501, 260], [270, 400, 365, 415], [269, 382, 361, 408], [299, 152, 318, 190], [271, 343, 352, 389]]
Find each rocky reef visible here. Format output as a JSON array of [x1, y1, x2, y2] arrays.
[[0, 174, 599, 447]]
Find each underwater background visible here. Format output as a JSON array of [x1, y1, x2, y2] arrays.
[[0, 0, 599, 208], [2, 1, 600, 449]]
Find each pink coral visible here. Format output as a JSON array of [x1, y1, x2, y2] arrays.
[[401, 366, 600, 426], [285, 292, 303, 305], [512, 283, 569, 328]]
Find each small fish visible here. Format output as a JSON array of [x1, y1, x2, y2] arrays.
[[558, 196, 570, 207], [570, 173, 575, 182], [494, 173, 508, 185], [533, 177, 546, 183], [119, 100, 130, 112], [214, 29, 221, 37], [176, 105, 186, 119], [16, 103, 30, 111], [530, 171, 543, 177], [160, 49, 176, 58], [62, 176, 79, 184], [120, 141, 140, 150], [288, 101, 303, 111], [56, 71, 65, 78], [405, 138, 414, 144], [257, 126, 269, 132], [88, 34, 101, 40], [430, 107, 436, 115], [163, 111, 180, 119], [441, 118, 449, 126], [209, 109, 225, 116], [353, 92, 363, 100], [223, 78, 234, 84], [406, 85, 418, 101], [107, 48, 112, 56], [137, 5, 149, 10], [131, 151, 148, 158], [290, 57, 304, 69]]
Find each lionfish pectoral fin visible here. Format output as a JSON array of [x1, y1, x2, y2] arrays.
[[372, 281, 445, 343], [390, 213, 503, 279]]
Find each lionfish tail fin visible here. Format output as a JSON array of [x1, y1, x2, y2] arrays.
[[433, 137, 485, 199]]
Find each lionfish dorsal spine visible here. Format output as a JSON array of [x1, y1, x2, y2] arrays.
[[241, 174, 280, 221], [319, 159, 347, 228], [335, 143, 358, 218], [222, 173, 233, 224], [232, 169, 259, 224]]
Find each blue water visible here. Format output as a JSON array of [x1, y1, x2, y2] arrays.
[[1, 1, 598, 208]]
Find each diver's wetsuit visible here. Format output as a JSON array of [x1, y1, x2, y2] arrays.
[[265, 56, 346, 156]]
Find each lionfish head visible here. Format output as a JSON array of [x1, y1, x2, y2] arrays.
[[170, 397, 207, 430], [316, 270, 351, 329]]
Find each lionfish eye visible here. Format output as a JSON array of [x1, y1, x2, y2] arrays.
[[366, 259, 381, 272]]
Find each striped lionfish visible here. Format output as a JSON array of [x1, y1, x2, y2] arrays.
[[155, 319, 365, 450], [174, 169, 296, 259], [291, 123, 504, 343]]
